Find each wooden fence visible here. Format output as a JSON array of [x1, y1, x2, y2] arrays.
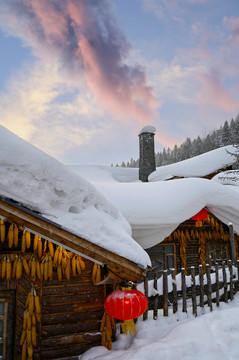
[[140, 260, 239, 320]]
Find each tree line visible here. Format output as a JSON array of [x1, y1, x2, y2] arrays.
[[113, 114, 239, 168]]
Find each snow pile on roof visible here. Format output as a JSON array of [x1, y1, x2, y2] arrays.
[[0, 126, 150, 267], [71, 153, 239, 249], [212, 170, 239, 186], [149, 146, 236, 181], [139, 125, 156, 135]]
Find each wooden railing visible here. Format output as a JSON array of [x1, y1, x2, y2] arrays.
[[139, 260, 239, 320]]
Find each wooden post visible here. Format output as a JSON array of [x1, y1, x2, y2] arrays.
[[229, 223, 237, 265], [191, 266, 197, 316], [163, 270, 168, 316], [199, 265, 204, 309], [153, 272, 159, 320], [143, 276, 148, 320], [206, 264, 212, 311], [229, 260, 234, 301], [181, 268, 187, 313], [215, 263, 220, 306], [237, 260, 239, 295], [222, 261, 228, 303], [172, 268, 178, 314]]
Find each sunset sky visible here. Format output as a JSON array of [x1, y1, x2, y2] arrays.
[[0, 0, 238, 165]]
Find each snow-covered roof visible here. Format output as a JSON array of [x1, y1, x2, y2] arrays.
[[0, 126, 150, 268], [70, 147, 239, 249], [149, 145, 236, 181]]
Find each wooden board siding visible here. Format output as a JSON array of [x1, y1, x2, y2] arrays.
[[40, 259, 105, 359]]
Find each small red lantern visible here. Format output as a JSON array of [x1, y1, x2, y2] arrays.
[[191, 208, 208, 227], [104, 283, 148, 335]]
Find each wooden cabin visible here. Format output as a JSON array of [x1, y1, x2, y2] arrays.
[[146, 212, 239, 276], [0, 197, 145, 360]]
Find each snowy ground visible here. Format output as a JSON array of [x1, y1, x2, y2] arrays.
[[79, 294, 239, 360]]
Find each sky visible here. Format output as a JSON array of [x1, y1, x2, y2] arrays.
[[0, 0, 238, 165]]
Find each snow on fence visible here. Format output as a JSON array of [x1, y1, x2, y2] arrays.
[[138, 260, 239, 320]]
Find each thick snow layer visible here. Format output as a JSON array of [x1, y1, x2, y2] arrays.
[[71, 155, 239, 249], [79, 294, 239, 360], [149, 145, 236, 181], [212, 170, 239, 186], [0, 126, 151, 267]]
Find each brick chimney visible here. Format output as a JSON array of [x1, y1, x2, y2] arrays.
[[138, 126, 156, 182]]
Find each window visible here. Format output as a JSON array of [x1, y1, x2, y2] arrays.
[[146, 244, 176, 276], [207, 243, 229, 266], [0, 299, 8, 360]]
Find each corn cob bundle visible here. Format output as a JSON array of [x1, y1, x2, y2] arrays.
[[25, 231, 31, 249], [22, 230, 26, 253], [21, 288, 41, 359], [13, 224, 19, 247], [48, 241, 54, 259], [0, 219, 5, 243], [7, 224, 14, 249], [92, 263, 101, 284], [16, 257, 23, 280], [198, 232, 206, 272], [100, 312, 116, 350], [179, 232, 187, 274]]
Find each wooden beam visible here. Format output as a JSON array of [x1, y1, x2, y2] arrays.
[[0, 199, 145, 282]]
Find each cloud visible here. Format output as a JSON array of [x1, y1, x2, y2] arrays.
[[0, 0, 159, 125], [223, 16, 239, 42]]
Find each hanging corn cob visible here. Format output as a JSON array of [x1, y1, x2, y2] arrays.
[[100, 312, 116, 350], [21, 287, 41, 359], [92, 263, 101, 284], [0, 219, 5, 243], [7, 224, 14, 249]]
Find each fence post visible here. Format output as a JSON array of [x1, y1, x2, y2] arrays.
[[191, 266, 197, 316], [199, 265, 204, 309], [215, 263, 220, 306], [206, 264, 213, 311], [153, 272, 159, 320], [229, 223, 237, 265], [172, 268, 178, 314], [222, 261, 228, 303], [181, 268, 187, 313], [228, 260, 234, 301], [143, 275, 148, 320], [163, 270, 168, 316]]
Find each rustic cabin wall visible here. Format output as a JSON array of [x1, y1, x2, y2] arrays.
[[40, 259, 105, 359], [0, 219, 107, 359]]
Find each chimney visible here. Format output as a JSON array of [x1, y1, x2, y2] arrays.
[[138, 126, 156, 182]]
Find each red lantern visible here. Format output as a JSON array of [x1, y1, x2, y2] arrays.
[[191, 208, 208, 227], [105, 287, 148, 321], [104, 284, 148, 335]]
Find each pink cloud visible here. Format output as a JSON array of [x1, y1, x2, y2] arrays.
[[0, 0, 159, 125], [197, 72, 239, 113], [223, 16, 239, 43]]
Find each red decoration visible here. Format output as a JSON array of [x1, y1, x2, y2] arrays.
[[104, 286, 148, 321], [191, 208, 208, 221]]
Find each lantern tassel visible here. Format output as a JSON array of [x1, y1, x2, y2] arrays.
[[120, 319, 136, 335]]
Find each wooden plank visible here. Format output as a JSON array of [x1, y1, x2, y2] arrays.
[[181, 268, 187, 313], [143, 276, 148, 321], [229, 260, 234, 300], [191, 266, 197, 316], [40, 343, 94, 359], [42, 283, 100, 296], [153, 273, 158, 319], [41, 309, 104, 325], [42, 291, 104, 306], [172, 268, 178, 313], [206, 264, 212, 311], [41, 321, 101, 338], [215, 263, 220, 306], [0, 200, 145, 281], [41, 332, 101, 348], [163, 270, 168, 316], [42, 299, 104, 315], [222, 261, 228, 303], [199, 265, 204, 309]]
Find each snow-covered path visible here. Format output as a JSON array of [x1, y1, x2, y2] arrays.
[[79, 295, 239, 360]]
